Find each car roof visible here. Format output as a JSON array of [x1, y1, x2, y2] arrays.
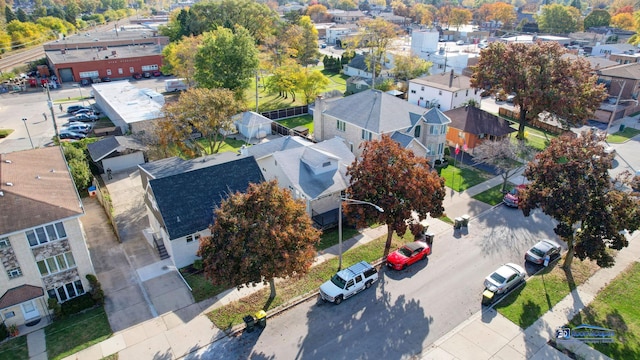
[[495, 263, 524, 277], [534, 239, 559, 251], [404, 241, 426, 251]]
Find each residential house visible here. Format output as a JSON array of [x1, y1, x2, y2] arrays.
[[594, 62, 640, 123], [330, 10, 367, 24], [346, 76, 372, 95], [408, 71, 480, 111], [87, 136, 147, 174], [245, 136, 355, 230], [0, 147, 95, 328], [443, 106, 516, 152], [313, 89, 451, 165], [590, 43, 639, 58], [326, 24, 358, 46], [138, 153, 264, 268]]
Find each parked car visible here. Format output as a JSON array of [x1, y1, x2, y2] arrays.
[[73, 113, 99, 122], [152, 70, 162, 77], [456, 40, 465, 45], [484, 263, 525, 295], [525, 239, 561, 265], [101, 77, 111, 82], [65, 124, 92, 134], [66, 105, 85, 114], [59, 130, 86, 140], [132, 73, 142, 79], [506, 94, 516, 104], [319, 261, 378, 305], [63, 121, 90, 128], [386, 241, 431, 270], [143, 72, 151, 78], [72, 108, 94, 115], [503, 184, 526, 208]]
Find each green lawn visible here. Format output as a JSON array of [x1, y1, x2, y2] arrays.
[[495, 257, 599, 329], [0, 333, 29, 360], [438, 164, 493, 192], [472, 183, 511, 206], [45, 307, 112, 360], [569, 262, 640, 359], [607, 127, 640, 143], [277, 114, 314, 134], [206, 232, 410, 330]]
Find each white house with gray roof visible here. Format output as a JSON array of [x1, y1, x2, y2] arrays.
[[245, 136, 355, 229], [313, 89, 451, 165], [408, 71, 480, 111]]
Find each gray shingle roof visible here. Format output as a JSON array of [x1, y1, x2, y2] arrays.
[[322, 89, 433, 133], [347, 54, 370, 71], [390, 132, 415, 148], [597, 62, 640, 80], [246, 136, 310, 160], [139, 152, 242, 180], [410, 72, 474, 92], [444, 106, 516, 136], [233, 111, 273, 127], [87, 136, 147, 162], [149, 156, 264, 240], [423, 107, 452, 125]]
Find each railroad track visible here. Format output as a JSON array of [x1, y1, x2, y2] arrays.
[[0, 46, 46, 74]]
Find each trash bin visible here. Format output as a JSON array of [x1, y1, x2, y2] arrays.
[[454, 217, 463, 230], [620, 124, 626, 132], [88, 186, 97, 197], [482, 289, 495, 305], [424, 232, 434, 246], [243, 315, 255, 332], [255, 310, 267, 328], [461, 214, 470, 227]]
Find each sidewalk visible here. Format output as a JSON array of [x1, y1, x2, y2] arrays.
[[422, 230, 640, 360]]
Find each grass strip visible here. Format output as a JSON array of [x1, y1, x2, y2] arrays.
[[438, 164, 493, 192], [472, 183, 511, 206], [45, 307, 112, 360], [607, 127, 640, 143], [0, 333, 28, 360]]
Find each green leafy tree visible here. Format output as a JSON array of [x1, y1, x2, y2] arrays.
[[293, 67, 330, 104], [199, 180, 321, 300], [16, 8, 28, 22], [392, 54, 432, 81], [157, 88, 243, 156], [470, 41, 607, 139], [265, 65, 297, 100], [536, 4, 581, 34], [64, 1, 79, 25], [161, 35, 200, 85], [5, 5, 16, 23], [37, 16, 77, 36], [521, 131, 640, 269], [583, 9, 611, 29], [6, 20, 53, 48], [194, 26, 259, 98], [345, 135, 445, 257], [294, 16, 320, 67], [449, 7, 473, 31], [60, 142, 91, 191], [347, 18, 399, 82], [0, 29, 11, 54]]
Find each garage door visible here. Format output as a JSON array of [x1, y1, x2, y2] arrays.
[[102, 152, 145, 173], [59, 68, 74, 83]]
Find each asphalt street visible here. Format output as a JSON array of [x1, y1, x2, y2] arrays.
[[186, 206, 558, 360]]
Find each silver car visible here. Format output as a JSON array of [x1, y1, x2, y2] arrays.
[[484, 263, 525, 294], [525, 239, 561, 265]]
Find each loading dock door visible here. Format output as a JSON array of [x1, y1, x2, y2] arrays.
[[59, 68, 74, 83]]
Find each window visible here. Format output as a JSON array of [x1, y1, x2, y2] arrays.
[[106, 69, 112, 75], [141, 65, 159, 71], [7, 268, 22, 279], [26, 222, 66, 247], [337, 120, 346, 132], [410, 90, 416, 94], [437, 143, 444, 155], [414, 125, 421, 137], [0, 237, 9, 248], [37, 252, 76, 276], [361, 129, 372, 141], [129, 67, 135, 73], [322, 161, 331, 167], [3, 311, 15, 319], [186, 234, 201, 243], [78, 71, 99, 78], [47, 280, 84, 303], [438, 90, 442, 95], [118, 68, 123, 75], [421, 86, 424, 91]]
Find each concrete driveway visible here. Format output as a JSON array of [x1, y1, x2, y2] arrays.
[[81, 168, 194, 333]]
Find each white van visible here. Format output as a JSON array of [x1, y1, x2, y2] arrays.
[[164, 79, 187, 92]]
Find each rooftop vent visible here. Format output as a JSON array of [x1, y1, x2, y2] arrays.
[[3, 160, 11, 163], [5, 182, 13, 186]]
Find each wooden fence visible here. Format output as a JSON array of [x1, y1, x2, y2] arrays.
[[499, 107, 565, 135]]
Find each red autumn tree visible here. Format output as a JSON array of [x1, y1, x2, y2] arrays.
[[520, 131, 640, 269], [471, 41, 607, 139], [345, 135, 445, 257], [198, 180, 321, 299]]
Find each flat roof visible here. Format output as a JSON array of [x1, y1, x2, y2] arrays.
[[47, 43, 162, 64], [92, 81, 164, 124]]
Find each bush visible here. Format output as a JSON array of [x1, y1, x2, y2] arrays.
[[86, 274, 105, 305], [444, 147, 451, 157], [193, 259, 203, 270], [61, 294, 95, 316], [0, 322, 8, 340], [48, 298, 63, 319]]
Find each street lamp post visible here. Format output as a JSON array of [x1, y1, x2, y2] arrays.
[[22, 118, 34, 149], [338, 197, 384, 271]]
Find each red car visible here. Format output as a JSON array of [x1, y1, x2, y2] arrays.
[[386, 241, 431, 270], [503, 184, 526, 208]]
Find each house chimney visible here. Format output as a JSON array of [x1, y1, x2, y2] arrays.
[[449, 69, 454, 88]]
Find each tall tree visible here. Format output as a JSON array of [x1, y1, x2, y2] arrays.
[[470, 41, 607, 139], [162, 35, 200, 85], [293, 67, 330, 104], [521, 131, 640, 270], [16, 8, 28, 22], [392, 54, 432, 82], [349, 18, 399, 83], [345, 135, 445, 257], [294, 16, 320, 67], [306, 4, 329, 23], [472, 137, 534, 193], [583, 9, 611, 29], [536, 4, 581, 34], [198, 180, 321, 300], [194, 26, 259, 99], [449, 7, 472, 31], [5, 5, 16, 23], [157, 88, 243, 156], [489, 2, 516, 29], [611, 12, 634, 30]]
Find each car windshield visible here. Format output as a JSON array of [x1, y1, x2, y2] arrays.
[[330, 274, 347, 289], [530, 246, 546, 257], [509, 188, 518, 195], [398, 247, 412, 257], [490, 273, 506, 284]]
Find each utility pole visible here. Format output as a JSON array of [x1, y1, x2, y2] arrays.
[[44, 84, 59, 141]]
